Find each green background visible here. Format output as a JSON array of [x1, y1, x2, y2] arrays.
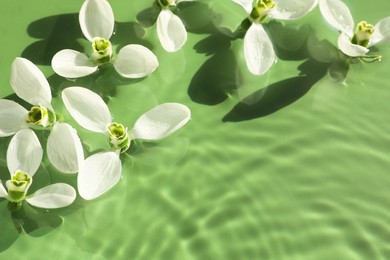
[[1, 0, 390, 259]]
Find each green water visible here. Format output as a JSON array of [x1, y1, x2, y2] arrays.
[[1, 0, 390, 259]]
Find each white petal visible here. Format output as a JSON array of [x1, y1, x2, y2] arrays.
[[319, 0, 354, 36], [131, 103, 191, 140], [0, 99, 28, 137], [369, 17, 390, 47], [62, 87, 112, 133], [78, 152, 121, 200], [26, 183, 76, 209], [157, 10, 187, 52], [338, 33, 369, 57], [113, 44, 159, 78], [243, 23, 275, 76], [0, 181, 8, 198], [79, 0, 114, 42], [47, 123, 84, 174], [7, 129, 42, 177], [231, 0, 253, 14], [52, 49, 98, 78], [10, 57, 52, 107], [271, 0, 318, 20]]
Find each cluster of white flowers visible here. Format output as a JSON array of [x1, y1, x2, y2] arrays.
[[233, 0, 390, 75], [0, 0, 191, 210], [0, 0, 389, 211]]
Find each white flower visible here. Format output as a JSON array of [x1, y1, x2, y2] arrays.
[[51, 0, 159, 78], [156, 0, 194, 52], [0, 129, 76, 210], [61, 87, 191, 200], [0, 57, 84, 174], [319, 0, 390, 60], [232, 0, 318, 75]]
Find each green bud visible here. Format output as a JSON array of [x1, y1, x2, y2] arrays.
[[26, 104, 56, 128], [351, 21, 375, 47], [250, 0, 276, 23], [107, 122, 131, 153], [92, 37, 112, 64], [6, 171, 32, 202], [158, 0, 176, 8]]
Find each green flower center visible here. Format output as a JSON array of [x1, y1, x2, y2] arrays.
[[107, 122, 131, 153], [6, 171, 32, 202], [26, 104, 56, 127], [250, 0, 276, 23], [351, 21, 375, 48], [158, 0, 176, 8], [92, 37, 112, 64]]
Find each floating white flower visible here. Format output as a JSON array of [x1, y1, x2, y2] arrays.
[[156, 0, 194, 52], [62, 87, 191, 200], [52, 0, 159, 78], [232, 0, 318, 75], [0, 129, 76, 210], [319, 0, 390, 61], [0, 58, 84, 174]]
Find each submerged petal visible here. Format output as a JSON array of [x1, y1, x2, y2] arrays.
[[157, 9, 187, 52], [79, 0, 115, 42], [369, 17, 390, 47], [338, 33, 369, 57], [78, 152, 122, 200], [243, 23, 275, 75], [52, 49, 98, 78], [0, 99, 28, 137], [131, 103, 191, 140], [10, 57, 52, 107], [0, 181, 8, 198], [113, 44, 159, 78], [62, 87, 112, 133], [319, 0, 354, 36], [26, 183, 76, 209], [47, 123, 84, 174], [7, 129, 43, 177], [271, 0, 318, 20]]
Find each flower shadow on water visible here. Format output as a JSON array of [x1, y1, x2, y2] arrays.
[[0, 200, 64, 253], [222, 21, 352, 122], [181, 2, 240, 106], [189, 29, 239, 105], [22, 14, 83, 66]]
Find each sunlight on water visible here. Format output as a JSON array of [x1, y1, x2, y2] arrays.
[[1, 0, 390, 259]]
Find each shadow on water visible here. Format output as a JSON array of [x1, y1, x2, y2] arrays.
[[111, 21, 152, 50], [189, 34, 238, 105], [22, 14, 83, 66], [136, 2, 160, 28], [223, 59, 329, 122], [221, 21, 352, 122], [188, 24, 240, 105], [0, 201, 63, 253]]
